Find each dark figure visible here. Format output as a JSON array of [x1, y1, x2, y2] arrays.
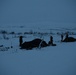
[[19, 36, 23, 46], [48, 36, 56, 46], [62, 33, 76, 42], [20, 38, 48, 50], [62, 37, 76, 42], [61, 34, 63, 42], [48, 36, 53, 45], [19, 36, 57, 50]]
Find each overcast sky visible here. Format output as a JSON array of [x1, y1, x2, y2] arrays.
[[0, 0, 76, 24]]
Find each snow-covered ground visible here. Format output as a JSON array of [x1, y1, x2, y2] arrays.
[[0, 23, 76, 75]]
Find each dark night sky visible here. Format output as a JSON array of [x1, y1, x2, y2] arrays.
[[0, 0, 76, 24]]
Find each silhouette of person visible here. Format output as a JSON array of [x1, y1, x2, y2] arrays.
[[48, 36, 53, 45], [19, 36, 23, 46]]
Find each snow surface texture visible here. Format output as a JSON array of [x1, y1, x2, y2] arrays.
[[0, 23, 76, 75]]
